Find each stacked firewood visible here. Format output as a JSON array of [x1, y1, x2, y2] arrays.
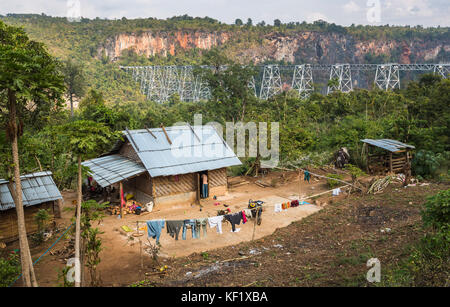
[[110, 200, 142, 215]]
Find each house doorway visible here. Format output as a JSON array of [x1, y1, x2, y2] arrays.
[[198, 171, 209, 199]]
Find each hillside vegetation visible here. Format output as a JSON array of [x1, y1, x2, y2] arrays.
[[1, 14, 449, 105]]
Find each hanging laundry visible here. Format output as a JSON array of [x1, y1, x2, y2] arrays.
[[166, 220, 184, 240], [225, 212, 243, 232], [243, 208, 252, 218], [304, 170, 311, 183], [195, 218, 208, 238], [182, 219, 198, 240], [291, 200, 300, 207], [146, 220, 165, 244], [274, 203, 282, 212], [242, 211, 247, 224], [332, 188, 341, 196], [250, 207, 263, 218], [208, 215, 224, 234]]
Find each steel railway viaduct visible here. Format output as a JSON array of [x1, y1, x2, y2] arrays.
[[120, 63, 450, 103]]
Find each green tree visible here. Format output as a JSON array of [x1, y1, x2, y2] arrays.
[[0, 20, 65, 287], [274, 19, 281, 27], [58, 120, 119, 287], [62, 58, 86, 117], [198, 52, 257, 122], [234, 19, 243, 26]]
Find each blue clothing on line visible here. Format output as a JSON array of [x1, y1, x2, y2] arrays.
[[182, 219, 198, 240], [304, 171, 311, 183], [147, 220, 165, 243]]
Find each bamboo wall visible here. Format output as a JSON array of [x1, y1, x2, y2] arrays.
[[208, 168, 227, 187], [0, 202, 55, 243], [120, 168, 229, 207], [153, 173, 196, 197]]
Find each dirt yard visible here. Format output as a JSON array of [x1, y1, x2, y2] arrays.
[[7, 169, 446, 287]]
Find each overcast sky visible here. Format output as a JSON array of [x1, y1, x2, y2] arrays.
[[1, 0, 449, 27]]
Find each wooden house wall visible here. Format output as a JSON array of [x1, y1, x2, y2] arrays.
[[153, 173, 195, 197], [208, 168, 227, 187], [0, 202, 55, 243]]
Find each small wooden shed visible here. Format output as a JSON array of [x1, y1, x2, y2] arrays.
[[0, 171, 63, 243], [82, 125, 242, 208], [361, 139, 415, 174]]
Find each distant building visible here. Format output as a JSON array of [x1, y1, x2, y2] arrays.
[[82, 125, 241, 207], [361, 139, 415, 174]]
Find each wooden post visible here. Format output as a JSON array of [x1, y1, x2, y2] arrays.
[[389, 152, 393, 173], [206, 171, 210, 199], [196, 173, 200, 203], [119, 181, 123, 219], [54, 199, 63, 218], [160, 124, 172, 145], [139, 238, 143, 269], [251, 209, 260, 241]]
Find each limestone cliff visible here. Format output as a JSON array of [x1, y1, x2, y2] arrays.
[[98, 30, 450, 64]]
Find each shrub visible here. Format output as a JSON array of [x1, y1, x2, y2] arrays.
[[0, 252, 20, 287], [344, 164, 366, 181], [412, 150, 449, 179], [327, 173, 343, 188], [421, 189, 450, 231]]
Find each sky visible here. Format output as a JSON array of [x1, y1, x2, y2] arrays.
[[1, 0, 449, 27]]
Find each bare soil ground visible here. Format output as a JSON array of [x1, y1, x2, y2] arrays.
[[6, 170, 447, 287], [143, 183, 445, 287]]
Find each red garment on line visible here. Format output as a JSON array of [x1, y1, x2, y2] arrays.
[[242, 211, 247, 224]]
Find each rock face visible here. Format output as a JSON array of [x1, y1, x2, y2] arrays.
[[99, 31, 231, 60], [98, 30, 450, 64]]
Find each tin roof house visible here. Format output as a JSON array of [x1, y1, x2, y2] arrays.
[[82, 125, 241, 207], [0, 171, 63, 242]]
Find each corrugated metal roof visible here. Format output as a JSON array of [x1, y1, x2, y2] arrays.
[[361, 139, 415, 152], [0, 171, 62, 211], [81, 154, 147, 188], [124, 125, 242, 177]]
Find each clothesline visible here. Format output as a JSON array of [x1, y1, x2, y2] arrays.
[[275, 165, 364, 191], [141, 183, 349, 225]]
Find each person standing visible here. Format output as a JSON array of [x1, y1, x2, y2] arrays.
[[201, 173, 208, 198]]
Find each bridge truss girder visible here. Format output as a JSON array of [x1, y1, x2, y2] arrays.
[[292, 64, 314, 99], [120, 62, 449, 102], [259, 65, 282, 100], [375, 64, 400, 91], [327, 64, 353, 94]]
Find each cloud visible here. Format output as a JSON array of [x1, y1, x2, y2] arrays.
[[306, 12, 328, 23], [0, 0, 448, 27], [343, 1, 360, 13]]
